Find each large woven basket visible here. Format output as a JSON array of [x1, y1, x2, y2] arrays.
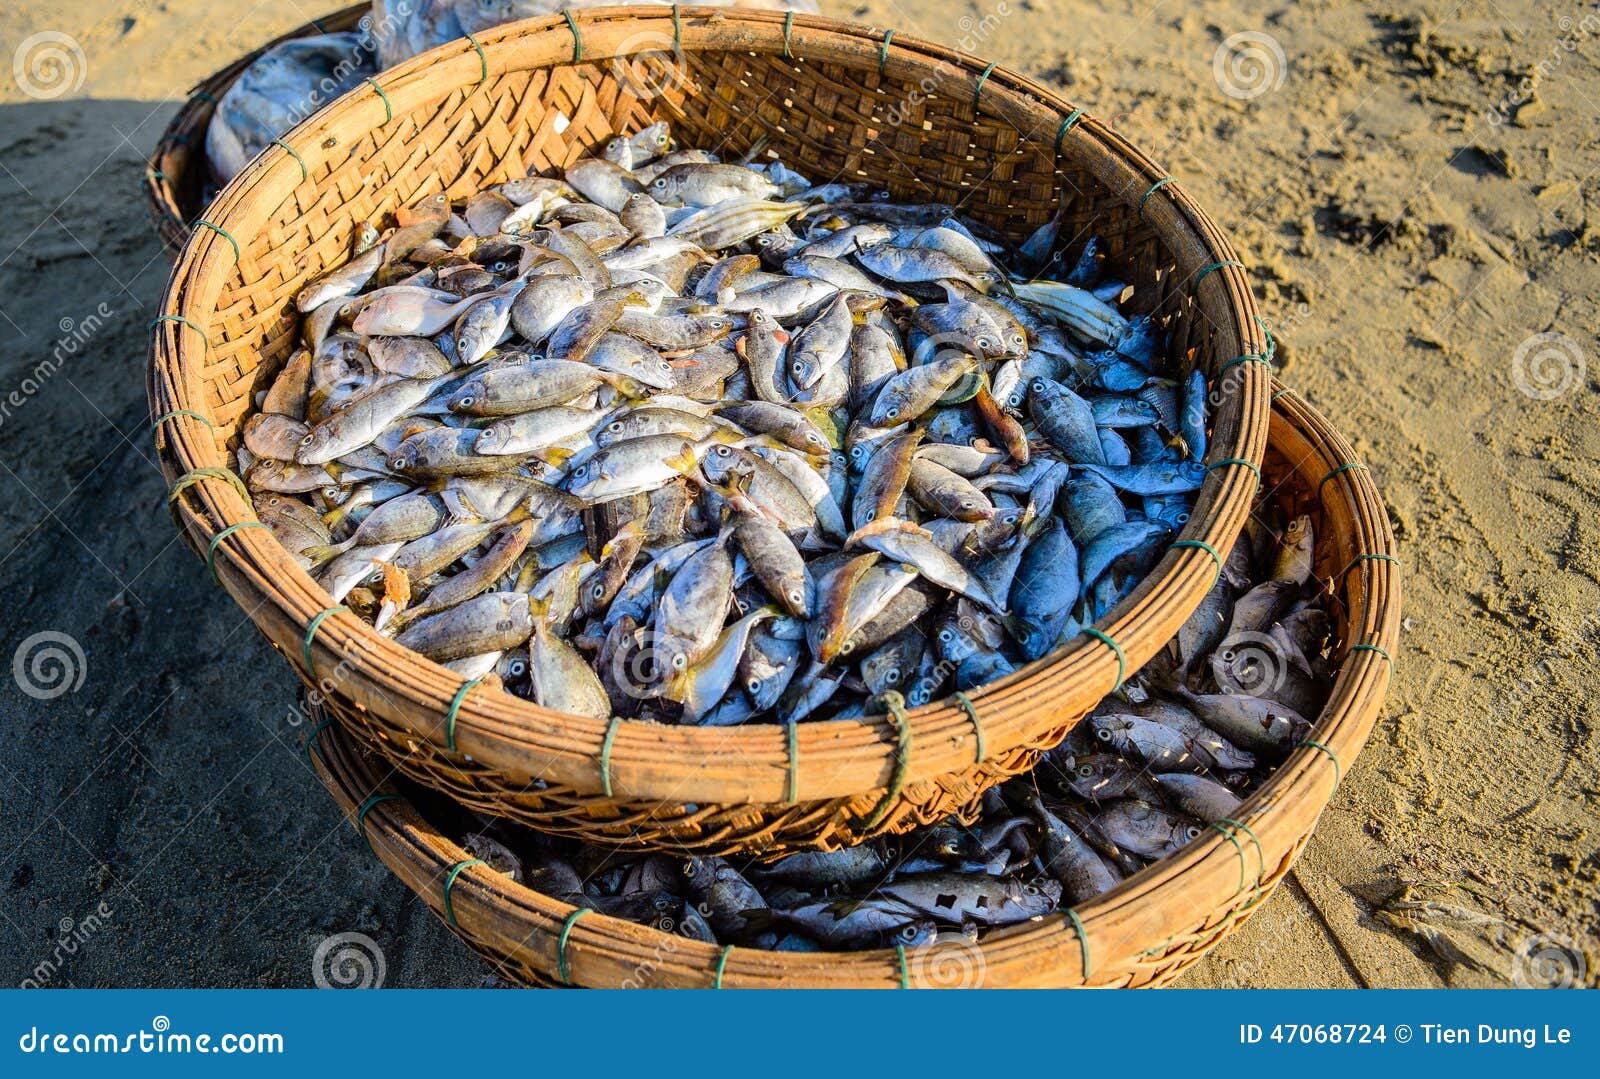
[[306, 386, 1400, 988], [144, 3, 371, 259], [150, 7, 1273, 854]]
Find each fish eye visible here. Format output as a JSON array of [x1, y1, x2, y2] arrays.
[[839, 640, 854, 655], [715, 445, 732, 457], [937, 628, 954, 642], [1077, 764, 1094, 778], [1024, 884, 1040, 896], [862, 509, 876, 522], [651, 178, 667, 190], [509, 660, 526, 676], [884, 670, 899, 684], [897, 925, 920, 943], [298, 431, 316, 446], [746, 678, 761, 693], [1095, 728, 1112, 741], [1030, 379, 1046, 393], [671, 652, 688, 671], [1185, 826, 1202, 840], [608, 421, 623, 432], [1010, 334, 1026, 348], [321, 488, 338, 500], [885, 406, 899, 419], [1177, 511, 1190, 523], [592, 583, 606, 598], [390, 457, 407, 470], [456, 395, 475, 408], [791, 362, 804, 374], [656, 134, 669, 146], [976, 336, 993, 350], [267, 497, 280, 506], [479, 430, 496, 442]]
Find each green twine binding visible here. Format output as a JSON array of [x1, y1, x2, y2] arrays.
[[598, 715, 623, 798], [1318, 462, 1368, 498], [463, 32, 488, 83], [1209, 821, 1250, 895], [1338, 552, 1399, 581], [195, 220, 240, 265], [1137, 176, 1176, 218], [1193, 258, 1243, 288], [894, 943, 910, 988], [151, 409, 214, 433], [878, 30, 895, 76], [557, 908, 590, 985], [355, 793, 400, 854], [1272, 388, 1294, 403], [269, 138, 308, 182], [305, 717, 334, 765], [193, 90, 216, 104], [302, 606, 349, 678], [784, 720, 800, 805], [168, 466, 249, 506], [952, 691, 986, 764], [782, 11, 794, 58], [859, 692, 912, 832], [1299, 739, 1341, 786], [973, 61, 997, 110], [1170, 539, 1222, 588], [1055, 109, 1083, 154], [713, 945, 734, 988], [445, 677, 482, 753], [151, 313, 210, 352], [563, 9, 582, 62], [1081, 628, 1125, 691], [442, 859, 484, 927], [1212, 817, 1264, 902], [672, 5, 683, 49], [1064, 907, 1090, 980], [364, 78, 392, 124], [206, 521, 267, 584], [1219, 352, 1272, 375], [1207, 456, 1262, 487]]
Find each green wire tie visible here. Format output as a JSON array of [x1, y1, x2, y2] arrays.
[[894, 942, 910, 988], [557, 908, 590, 985], [878, 29, 895, 76], [303, 605, 350, 678], [1209, 821, 1250, 896], [269, 138, 308, 182], [1064, 907, 1090, 980], [151, 409, 214, 433], [355, 793, 400, 855], [206, 521, 267, 584], [1170, 539, 1222, 588], [782, 11, 794, 59], [149, 168, 166, 182], [305, 717, 334, 765], [1081, 627, 1125, 692], [859, 691, 913, 832], [463, 32, 488, 83], [564, 10, 582, 62], [672, 5, 683, 49], [1137, 176, 1176, 218], [1193, 258, 1243, 288], [713, 945, 734, 988], [1339, 552, 1399, 581], [1318, 461, 1368, 498], [1219, 351, 1273, 375], [1213, 817, 1265, 902], [364, 78, 392, 124], [442, 859, 484, 928], [598, 714, 623, 797], [195, 220, 240, 265], [168, 466, 249, 507], [1055, 108, 1084, 154], [1207, 456, 1262, 488], [1348, 643, 1394, 685], [444, 677, 483, 753], [973, 61, 997, 110], [952, 690, 987, 764], [1271, 387, 1294, 403], [193, 90, 216, 104], [1298, 739, 1341, 787], [784, 720, 800, 805], [151, 313, 210, 352]]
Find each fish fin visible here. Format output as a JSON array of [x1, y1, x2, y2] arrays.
[[540, 445, 577, 467], [302, 539, 355, 564], [526, 594, 551, 622], [664, 444, 700, 477]]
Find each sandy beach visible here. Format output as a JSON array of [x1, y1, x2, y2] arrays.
[[0, 0, 1595, 987]]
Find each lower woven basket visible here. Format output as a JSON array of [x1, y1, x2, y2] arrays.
[[306, 386, 1400, 988]]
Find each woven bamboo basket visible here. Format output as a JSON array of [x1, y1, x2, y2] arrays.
[[150, 6, 1273, 854], [305, 385, 1400, 988], [144, 3, 370, 259]]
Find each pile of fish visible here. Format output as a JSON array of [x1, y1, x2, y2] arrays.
[[206, 0, 819, 183], [245, 122, 1212, 729], [424, 499, 1334, 953]]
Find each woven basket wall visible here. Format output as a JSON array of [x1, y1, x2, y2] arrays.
[[150, 7, 1273, 854], [307, 386, 1400, 988]]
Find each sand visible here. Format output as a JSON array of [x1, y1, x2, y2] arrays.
[[0, 0, 1594, 988]]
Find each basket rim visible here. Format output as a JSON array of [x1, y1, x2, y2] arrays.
[[307, 384, 1401, 988], [142, 2, 372, 260], [150, 6, 1274, 806]]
